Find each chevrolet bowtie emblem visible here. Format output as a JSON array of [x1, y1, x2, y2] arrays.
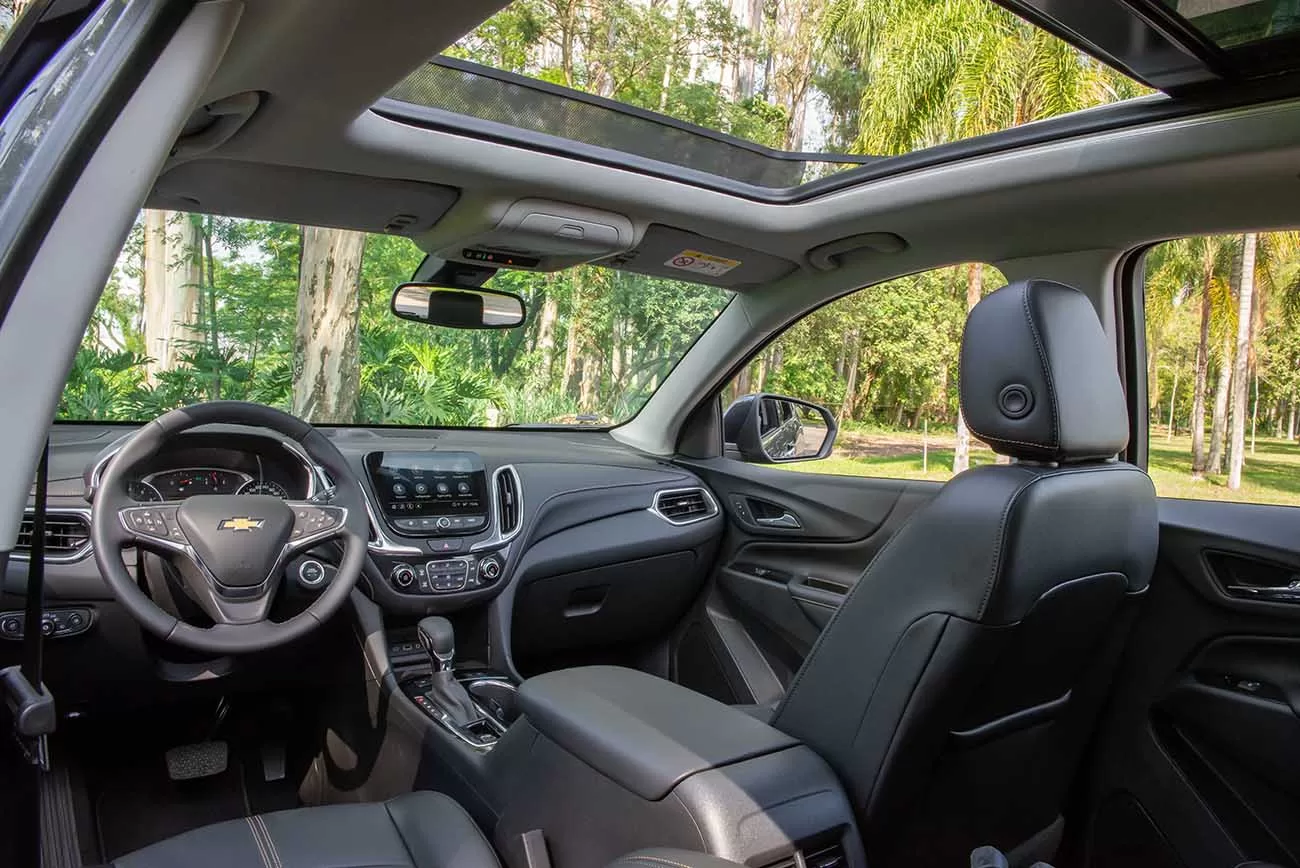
[[218, 517, 265, 532]]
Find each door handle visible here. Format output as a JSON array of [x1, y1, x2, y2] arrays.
[[754, 512, 801, 529], [1224, 578, 1300, 602]]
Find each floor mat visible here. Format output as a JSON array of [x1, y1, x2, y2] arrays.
[[91, 750, 248, 860]]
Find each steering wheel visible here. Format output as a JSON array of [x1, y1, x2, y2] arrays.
[[90, 402, 370, 654]]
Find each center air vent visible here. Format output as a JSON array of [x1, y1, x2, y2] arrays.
[[16, 512, 91, 561], [651, 488, 718, 525], [495, 466, 521, 538]]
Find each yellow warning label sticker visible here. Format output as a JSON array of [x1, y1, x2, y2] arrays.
[[665, 249, 741, 277]]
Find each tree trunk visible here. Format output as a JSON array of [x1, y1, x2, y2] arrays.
[[578, 354, 599, 413], [1290, 400, 1297, 441], [1166, 364, 1179, 441], [141, 210, 201, 384], [952, 263, 983, 474], [840, 333, 861, 421], [202, 215, 220, 400], [1228, 232, 1257, 490], [292, 226, 364, 423], [1208, 326, 1232, 474], [535, 290, 559, 378], [1251, 368, 1259, 455], [1190, 259, 1214, 477], [562, 297, 581, 396]]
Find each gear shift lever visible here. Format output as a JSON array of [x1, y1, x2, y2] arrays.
[[417, 616, 456, 672], [416, 617, 480, 728]]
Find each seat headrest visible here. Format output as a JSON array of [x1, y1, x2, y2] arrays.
[[959, 279, 1128, 463]]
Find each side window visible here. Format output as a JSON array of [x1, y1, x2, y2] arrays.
[[724, 264, 1007, 481], [1144, 232, 1300, 505]]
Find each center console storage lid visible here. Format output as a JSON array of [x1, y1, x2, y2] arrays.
[[517, 666, 798, 800]]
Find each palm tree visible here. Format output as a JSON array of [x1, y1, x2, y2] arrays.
[[822, 0, 1143, 472]]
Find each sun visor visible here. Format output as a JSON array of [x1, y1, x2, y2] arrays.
[[148, 161, 459, 235], [604, 224, 799, 288]]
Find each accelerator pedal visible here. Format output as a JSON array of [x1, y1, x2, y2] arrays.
[[164, 741, 228, 781]]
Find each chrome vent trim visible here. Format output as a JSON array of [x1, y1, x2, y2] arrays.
[[13, 509, 93, 563], [491, 465, 522, 543], [650, 487, 718, 526]]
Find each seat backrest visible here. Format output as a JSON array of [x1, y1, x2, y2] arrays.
[[770, 279, 1158, 867]]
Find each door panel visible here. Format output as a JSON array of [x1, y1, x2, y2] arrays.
[[671, 459, 940, 705], [1084, 498, 1300, 868]]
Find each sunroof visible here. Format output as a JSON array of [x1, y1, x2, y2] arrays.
[[381, 0, 1145, 192], [1162, 0, 1300, 48]]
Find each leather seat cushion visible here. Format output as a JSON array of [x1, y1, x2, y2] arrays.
[[112, 791, 500, 868]]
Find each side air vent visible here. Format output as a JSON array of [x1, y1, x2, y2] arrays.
[[651, 488, 718, 525], [15, 512, 91, 561], [495, 466, 521, 539]]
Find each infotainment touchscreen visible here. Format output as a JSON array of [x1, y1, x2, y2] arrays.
[[364, 451, 489, 535]]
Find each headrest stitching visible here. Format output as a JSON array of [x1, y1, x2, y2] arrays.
[[1020, 281, 1059, 450]]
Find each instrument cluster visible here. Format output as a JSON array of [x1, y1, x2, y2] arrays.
[[127, 468, 293, 502]]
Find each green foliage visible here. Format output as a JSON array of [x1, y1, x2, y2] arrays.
[[60, 213, 730, 428]]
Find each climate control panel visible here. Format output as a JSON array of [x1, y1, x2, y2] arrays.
[[388, 552, 505, 596]]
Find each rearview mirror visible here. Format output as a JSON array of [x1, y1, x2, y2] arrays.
[[391, 283, 526, 329], [723, 394, 837, 463]]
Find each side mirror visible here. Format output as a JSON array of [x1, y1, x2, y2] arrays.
[[391, 283, 526, 329], [723, 393, 837, 463]]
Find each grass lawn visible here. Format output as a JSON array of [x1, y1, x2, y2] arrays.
[[781, 428, 1300, 508], [1148, 433, 1300, 506]]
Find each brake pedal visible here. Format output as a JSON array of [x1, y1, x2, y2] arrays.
[[165, 741, 228, 781]]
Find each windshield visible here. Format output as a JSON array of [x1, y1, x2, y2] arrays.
[[59, 212, 732, 427]]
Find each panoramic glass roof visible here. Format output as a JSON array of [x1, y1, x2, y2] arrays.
[[1163, 0, 1300, 48], [380, 0, 1146, 192]]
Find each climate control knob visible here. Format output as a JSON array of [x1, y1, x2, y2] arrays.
[[478, 556, 502, 583], [390, 564, 416, 589]]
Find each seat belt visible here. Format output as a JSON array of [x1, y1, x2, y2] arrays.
[[2, 437, 56, 768], [1, 439, 57, 868]]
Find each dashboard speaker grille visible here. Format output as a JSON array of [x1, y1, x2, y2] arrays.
[[496, 468, 520, 536], [17, 512, 90, 557]]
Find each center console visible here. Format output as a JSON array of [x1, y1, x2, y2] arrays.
[[480, 667, 866, 868], [364, 451, 520, 609]]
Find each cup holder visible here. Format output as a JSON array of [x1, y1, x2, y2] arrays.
[[465, 678, 520, 726]]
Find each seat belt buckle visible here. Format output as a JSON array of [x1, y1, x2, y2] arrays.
[[1, 664, 55, 770]]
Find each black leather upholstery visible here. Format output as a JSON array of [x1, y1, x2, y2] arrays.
[[608, 849, 747, 868], [959, 278, 1129, 463], [518, 665, 798, 800], [770, 280, 1158, 867], [112, 791, 500, 868]]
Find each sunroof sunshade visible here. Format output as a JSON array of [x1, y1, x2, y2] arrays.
[[380, 0, 1145, 194], [1162, 0, 1300, 48]]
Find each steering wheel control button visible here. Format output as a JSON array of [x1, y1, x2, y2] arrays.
[[289, 505, 344, 541], [123, 506, 182, 543], [297, 560, 327, 588]]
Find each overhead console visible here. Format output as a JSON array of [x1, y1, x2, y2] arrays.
[[437, 198, 636, 271]]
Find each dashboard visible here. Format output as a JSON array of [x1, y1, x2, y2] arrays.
[[8, 422, 724, 693]]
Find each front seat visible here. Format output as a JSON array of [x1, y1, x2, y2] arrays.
[[112, 791, 499, 868], [767, 279, 1158, 866]]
